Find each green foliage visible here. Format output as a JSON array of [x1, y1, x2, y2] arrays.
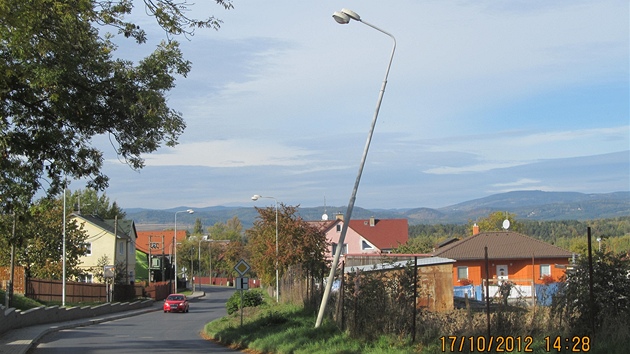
[[66, 189, 126, 219], [205, 302, 421, 354], [551, 251, 630, 338], [0, 0, 233, 212], [0, 197, 88, 279], [226, 289, 265, 315], [469, 211, 521, 232]]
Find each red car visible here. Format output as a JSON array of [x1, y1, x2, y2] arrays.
[[163, 294, 189, 313]]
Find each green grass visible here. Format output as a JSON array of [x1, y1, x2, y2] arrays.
[[204, 300, 421, 354], [0, 289, 46, 310]]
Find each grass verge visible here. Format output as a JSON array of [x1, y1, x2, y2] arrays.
[[204, 300, 422, 354], [0, 289, 45, 311]]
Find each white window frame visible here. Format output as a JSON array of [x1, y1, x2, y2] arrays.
[[118, 241, 124, 255], [457, 266, 468, 280], [540, 264, 551, 277]]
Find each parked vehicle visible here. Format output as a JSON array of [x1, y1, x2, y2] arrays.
[[163, 294, 189, 313]]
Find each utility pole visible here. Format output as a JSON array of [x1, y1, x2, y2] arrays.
[[148, 235, 153, 285]]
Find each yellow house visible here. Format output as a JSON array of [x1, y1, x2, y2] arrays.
[[70, 213, 137, 284]]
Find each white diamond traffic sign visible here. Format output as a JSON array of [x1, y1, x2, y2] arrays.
[[234, 259, 250, 275]]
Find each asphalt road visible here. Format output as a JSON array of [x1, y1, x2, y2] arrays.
[[28, 286, 239, 354]]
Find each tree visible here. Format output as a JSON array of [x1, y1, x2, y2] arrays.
[[208, 216, 244, 242], [468, 211, 521, 234], [246, 204, 328, 286], [0, 197, 88, 279], [193, 218, 204, 236], [552, 251, 630, 338], [0, 0, 233, 212], [393, 236, 436, 254], [66, 188, 126, 219]]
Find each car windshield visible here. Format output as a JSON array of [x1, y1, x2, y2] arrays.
[[168, 295, 184, 301]]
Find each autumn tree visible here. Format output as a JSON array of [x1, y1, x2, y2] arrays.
[[246, 204, 328, 287], [468, 211, 521, 233]]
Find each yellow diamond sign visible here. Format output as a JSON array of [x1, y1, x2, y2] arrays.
[[234, 259, 250, 275]]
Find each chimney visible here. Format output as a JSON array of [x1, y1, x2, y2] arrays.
[[369, 216, 375, 227], [473, 223, 480, 235], [335, 213, 344, 221]]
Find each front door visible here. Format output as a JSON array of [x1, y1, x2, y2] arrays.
[[496, 264, 508, 280]]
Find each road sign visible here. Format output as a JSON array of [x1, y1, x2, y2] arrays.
[[235, 277, 249, 290], [103, 265, 115, 278], [234, 259, 250, 275]]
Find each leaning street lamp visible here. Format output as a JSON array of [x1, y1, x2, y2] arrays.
[[251, 194, 280, 303], [174, 209, 194, 293], [315, 8, 396, 328]]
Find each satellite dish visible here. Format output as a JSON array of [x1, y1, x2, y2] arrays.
[[502, 219, 510, 230], [322, 213, 329, 221]]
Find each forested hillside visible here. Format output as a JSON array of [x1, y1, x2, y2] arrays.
[[408, 216, 630, 255]]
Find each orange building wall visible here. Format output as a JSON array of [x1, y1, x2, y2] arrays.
[[452, 257, 569, 287]]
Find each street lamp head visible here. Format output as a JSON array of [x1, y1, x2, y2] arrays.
[[251, 194, 261, 201], [333, 8, 360, 24], [186, 209, 194, 214]]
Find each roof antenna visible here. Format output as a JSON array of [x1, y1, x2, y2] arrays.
[[322, 196, 329, 221]]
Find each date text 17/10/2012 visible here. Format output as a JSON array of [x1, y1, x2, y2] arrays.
[[439, 335, 591, 352]]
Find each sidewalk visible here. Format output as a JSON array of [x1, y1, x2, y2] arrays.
[[0, 291, 205, 354]]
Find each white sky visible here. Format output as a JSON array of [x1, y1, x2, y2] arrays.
[[89, 0, 629, 210]]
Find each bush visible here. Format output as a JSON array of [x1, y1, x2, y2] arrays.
[[226, 289, 264, 315]]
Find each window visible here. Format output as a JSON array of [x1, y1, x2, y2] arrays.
[[118, 241, 124, 254], [332, 243, 347, 255], [540, 264, 551, 277], [457, 266, 468, 280], [129, 241, 134, 255], [361, 240, 374, 250], [83, 242, 92, 256], [336, 224, 341, 232], [78, 274, 93, 283]]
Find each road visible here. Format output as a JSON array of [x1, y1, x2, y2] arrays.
[[28, 286, 239, 354]]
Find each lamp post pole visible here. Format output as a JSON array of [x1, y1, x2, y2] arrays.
[[316, 8, 396, 328], [252, 194, 279, 303], [174, 209, 194, 293]]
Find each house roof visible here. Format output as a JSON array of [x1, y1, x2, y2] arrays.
[[71, 213, 136, 241], [348, 218, 408, 250], [345, 256, 455, 273], [308, 217, 408, 250], [136, 230, 187, 254], [432, 231, 573, 260]]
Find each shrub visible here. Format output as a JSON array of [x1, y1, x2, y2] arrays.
[[226, 289, 265, 315]]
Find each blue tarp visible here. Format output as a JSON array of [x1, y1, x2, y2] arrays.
[[454, 284, 475, 299], [535, 283, 561, 306]]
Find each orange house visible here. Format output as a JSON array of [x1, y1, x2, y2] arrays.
[[432, 230, 573, 288]]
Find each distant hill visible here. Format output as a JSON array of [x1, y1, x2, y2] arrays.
[[124, 191, 630, 230]]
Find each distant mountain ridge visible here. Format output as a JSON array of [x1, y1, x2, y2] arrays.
[[124, 191, 630, 230]]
